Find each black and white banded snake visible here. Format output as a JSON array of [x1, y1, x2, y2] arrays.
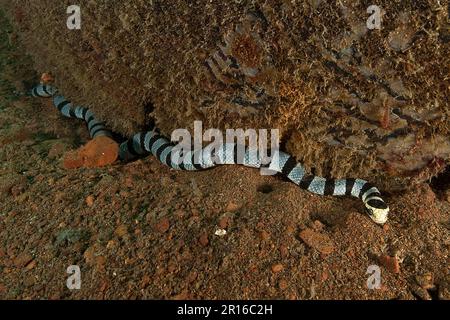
[[31, 84, 389, 225]]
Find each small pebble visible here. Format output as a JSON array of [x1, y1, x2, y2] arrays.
[[85, 195, 95, 207], [379, 255, 400, 274], [218, 216, 230, 229], [214, 229, 227, 237], [114, 224, 128, 238], [271, 264, 284, 273], [83, 246, 96, 265], [312, 220, 324, 231], [299, 228, 335, 255], [259, 230, 270, 241], [225, 201, 240, 212], [25, 260, 36, 271], [279, 279, 288, 290], [13, 252, 33, 268], [155, 218, 170, 233], [199, 233, 209, 247]]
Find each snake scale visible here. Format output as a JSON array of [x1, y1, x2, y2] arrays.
[[31, 83, 389, 224]]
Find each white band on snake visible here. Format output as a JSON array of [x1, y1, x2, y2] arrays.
[[31, 84, 390, 225]]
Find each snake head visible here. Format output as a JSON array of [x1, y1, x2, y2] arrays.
[[365, 199, 389, 225]]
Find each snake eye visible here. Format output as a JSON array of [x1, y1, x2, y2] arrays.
[[365, 207, 374, 216]]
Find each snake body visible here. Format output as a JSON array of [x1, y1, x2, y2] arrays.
[[31, 84, 389, 224]]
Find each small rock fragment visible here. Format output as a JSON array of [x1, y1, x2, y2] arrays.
[[114, 224, 128, 238], [106, 240, 118, 250], [279, 245, 289, 258], [95, 256, 107, 271], [214, 229, 227, 237], [23, 275, 35, 287], [218, 216, 230, 229], [312, 220, 324, 231], [299, 229, 335, 255], [379, 255, 400, 274], [259, 230, 270, 241], [279, 279, 288, 290], [271, 263, 284, 273], [83, 246, 96, 265], [25, 260, 36, 271], [141, 275, 151, 289], [225, 201, 240, 212], [85, 195, 95, 207], [10, 179, 27, 196], [198, 233, 209, 247], [172, 290, 189, 300], [13, 252, 33, 268]]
